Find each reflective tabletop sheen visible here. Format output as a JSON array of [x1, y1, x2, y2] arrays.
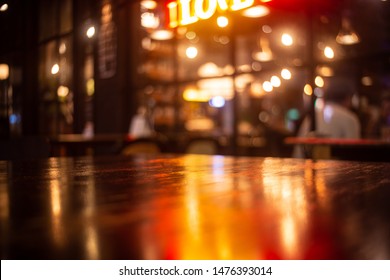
[[1, 154, 390, 259]]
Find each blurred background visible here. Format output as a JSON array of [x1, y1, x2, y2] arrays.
[[1, 0, 390, 158]]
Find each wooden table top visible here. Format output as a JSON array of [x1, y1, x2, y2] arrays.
[[1, 154, 390, 260]]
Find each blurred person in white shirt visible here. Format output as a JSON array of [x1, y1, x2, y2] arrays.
[[293, 78, 361, 158]]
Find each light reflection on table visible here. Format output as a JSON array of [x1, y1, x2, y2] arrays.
[[0, 155, 389, 259]]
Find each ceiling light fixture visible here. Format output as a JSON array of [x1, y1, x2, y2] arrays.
[[336, 17, 360, 45]]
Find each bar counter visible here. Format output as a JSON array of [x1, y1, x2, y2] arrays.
[[1, 154, 390, 259]]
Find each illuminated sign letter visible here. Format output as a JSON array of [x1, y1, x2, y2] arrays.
[[217, 0, 229, 11], [195, 0, 217, 20], [168, 2, 179, 28], [167, 0, 256, 27], [230, 0, 254, 11], [179, 0, 198, 25]]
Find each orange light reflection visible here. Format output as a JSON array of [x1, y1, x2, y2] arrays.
[[262, 158, 309, 259]]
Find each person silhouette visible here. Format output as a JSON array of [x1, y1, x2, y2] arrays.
[[293, 78, 361, 158]]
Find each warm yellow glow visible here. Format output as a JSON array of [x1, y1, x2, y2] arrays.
[[167, 2, 179, 27], [169, 0, 255, 27], [186, 46, 198, 59], [216, 0, 229, 11], [59, 43, 67, 54], [0, 4, 8, 12], [141, 0, 157, 9], [261, 159, 309, 259], [57, 86, 70, 98], [195, 0, 217, 19], [185, 117, 215, 131], [183, 87, 198, 101], [263, 81, 273, 92], [86, 79, 95, 96], [198, 62, 223, 77], [324, 46, 334, 59], [150, 30, 174, 40], [314, 76, 324, 88], [250, 81, 266, 97], [271, 76, 281, 87], [281, 33, 293, 46], [316, 66, 333, 77], [51, 64, 60, 75], [141, 12, 160, 28], [85, 225, 99, 259], [304, 84, 313, 96], [282, 216, 297, 257], [235, 74, 254, 91], [179, 0, 199, 25], [336, 18, 360, 45], [252, 37, 273, 62], [102, 4, 112, 24], [252, 51, 272, 62], [183, 87, 209, 102], [238, 64, 251, 73], [49, 174, 64, 246], [281, 68, 291, 80], [0, 64, 9, 80], [176, 155, 267, 258], [336, 33, 360, 45], [197, 77, 234, 100], [242, 5, 269, 18], [217, 16, 229, 28], [86, 26, 95, 38], [223, 64, 234, 75]]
